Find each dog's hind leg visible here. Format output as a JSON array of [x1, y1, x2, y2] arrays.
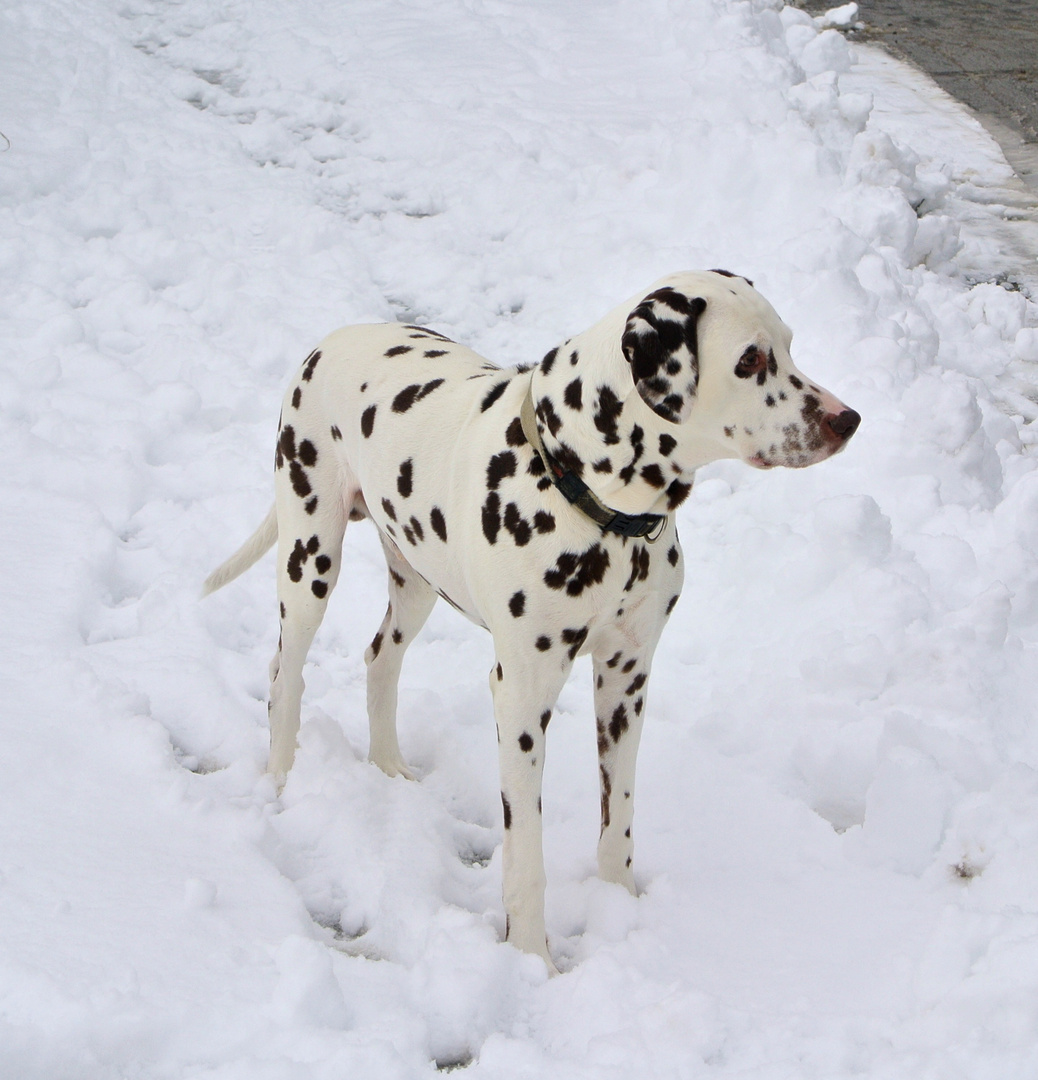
[[268, 438, 350, 786], [365, 536, 437, 778]]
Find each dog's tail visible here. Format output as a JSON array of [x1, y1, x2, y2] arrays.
[[202, 504, 278, 596]]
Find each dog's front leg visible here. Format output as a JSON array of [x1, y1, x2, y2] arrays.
[[490, 651, 569, 971], [592, 646, 655, 893]]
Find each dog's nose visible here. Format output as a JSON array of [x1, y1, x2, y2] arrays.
[[827, 409, 860, 441]]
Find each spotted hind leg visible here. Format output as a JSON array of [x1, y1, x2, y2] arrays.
[[268, 430, 349, 786], [365, 535, 436, 778]]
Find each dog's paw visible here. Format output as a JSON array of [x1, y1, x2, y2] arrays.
[[369, 755, 416, 781]]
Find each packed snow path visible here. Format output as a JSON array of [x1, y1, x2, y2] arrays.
[[3, 0, 1038, 1076]]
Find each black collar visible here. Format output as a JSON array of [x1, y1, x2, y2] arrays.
[[519, 385, 667, 542]]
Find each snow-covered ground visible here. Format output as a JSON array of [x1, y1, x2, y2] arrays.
[[3, 0, 1038, 1075]]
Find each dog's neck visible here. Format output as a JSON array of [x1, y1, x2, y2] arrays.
[[528, 314, 720, 517]]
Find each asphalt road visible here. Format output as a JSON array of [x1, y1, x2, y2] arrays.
[[847, 0, 1038, 144]]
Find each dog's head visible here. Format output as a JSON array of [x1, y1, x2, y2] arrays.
[[621, 271, 859, 469]]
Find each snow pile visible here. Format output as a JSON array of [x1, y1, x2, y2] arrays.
[[2, 0, 1038, 1075]]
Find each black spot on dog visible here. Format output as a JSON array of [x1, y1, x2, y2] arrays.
[[537, 397, 563, 438], [392, 385, 422, 413], [301, 350, 321, 381], [429, 506, 447, 541], [417, 378, 445, 401], [486, 451, 517, 490], [390, 568, 406, 589], [561, 625, 588, 660], [360, 382, 367, 392], [361, 405, 377, 438], [606, 652, 622, 668], [765, 395, 775, 407], [666, 479, 691, 509], [540, 710, 551, 731], [518, 732, 534, 752], [659, 433, 677, 457], [292, 387, 301, 409], [392, 629, 403, 644], [789, 374, 803, 390], [564, 378, 583, 411], [501, 794, 512, 829], [424, 349, 448, 358], [290, 462, 311, 499], [624, 546, 650, 591], [618, 425, 645, 485], [597, 719, 609, 756], [667, 545, 679, 566], [331, 425, 342, 441], [535, 635, 551, 652], [385, 345, 412, 357], [505, 417, 526, 447], [503, 503, 532, 546], [381, 497, 397, 521], [622, 658, 636, 674], [544, 544, 610, 596], [724, 426, 734, 439], [600, 767, 612, 829], [592, 457, 613, 473], [306, 535, 320, 555], [626, 673, 646, 696], [280, 602, 286, 619], [496, 663, 503, 681], [481, 380, 509, 412], [710, 268, 754, 286], [509, 590, 526, 617], [528, 452, 546, 476], [279, 426, 297, 462], [552, 441, 585, 478], [541, 347, 558, 375], [287, 538, 307, 583], [397, 459, 413, 498], [311, 580, 327, 598], [569, 349, 579, 366], [298, 439, 317, 467], [482, 492, 501, 544], [533, 511, 555, 534], [634, 697, 644, 715], [402, 524, 416, 545], [370, 631, 383, 658], [305, 497, 318, 515], [640, 463, 665, 488], [403, 324, 451, 340], [536, 477, 552, 491], [408, 515, 424, 541], [315, 555, 331, 575], [609, 703, 628, 742], [593, 387, 623, 445], [666, 594, 680, 615]]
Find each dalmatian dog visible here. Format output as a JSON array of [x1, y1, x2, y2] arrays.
[[204, 270, 859, 969]]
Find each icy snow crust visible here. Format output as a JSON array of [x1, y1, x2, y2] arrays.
[[3, 0, 1038, 1075]]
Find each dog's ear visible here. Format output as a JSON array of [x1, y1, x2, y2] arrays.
[[621, 288, 706, 423]]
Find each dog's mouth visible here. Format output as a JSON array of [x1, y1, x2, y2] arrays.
[[748, 452, 774, 470]]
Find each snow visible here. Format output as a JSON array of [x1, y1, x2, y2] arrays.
[[2, 0, 1038, 1075]]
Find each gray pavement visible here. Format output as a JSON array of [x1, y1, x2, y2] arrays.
[[802, 1, 1038, 192], [847, 0, 1038, 144]]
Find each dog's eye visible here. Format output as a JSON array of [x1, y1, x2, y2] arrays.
[[735, 347, 766, 379]]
